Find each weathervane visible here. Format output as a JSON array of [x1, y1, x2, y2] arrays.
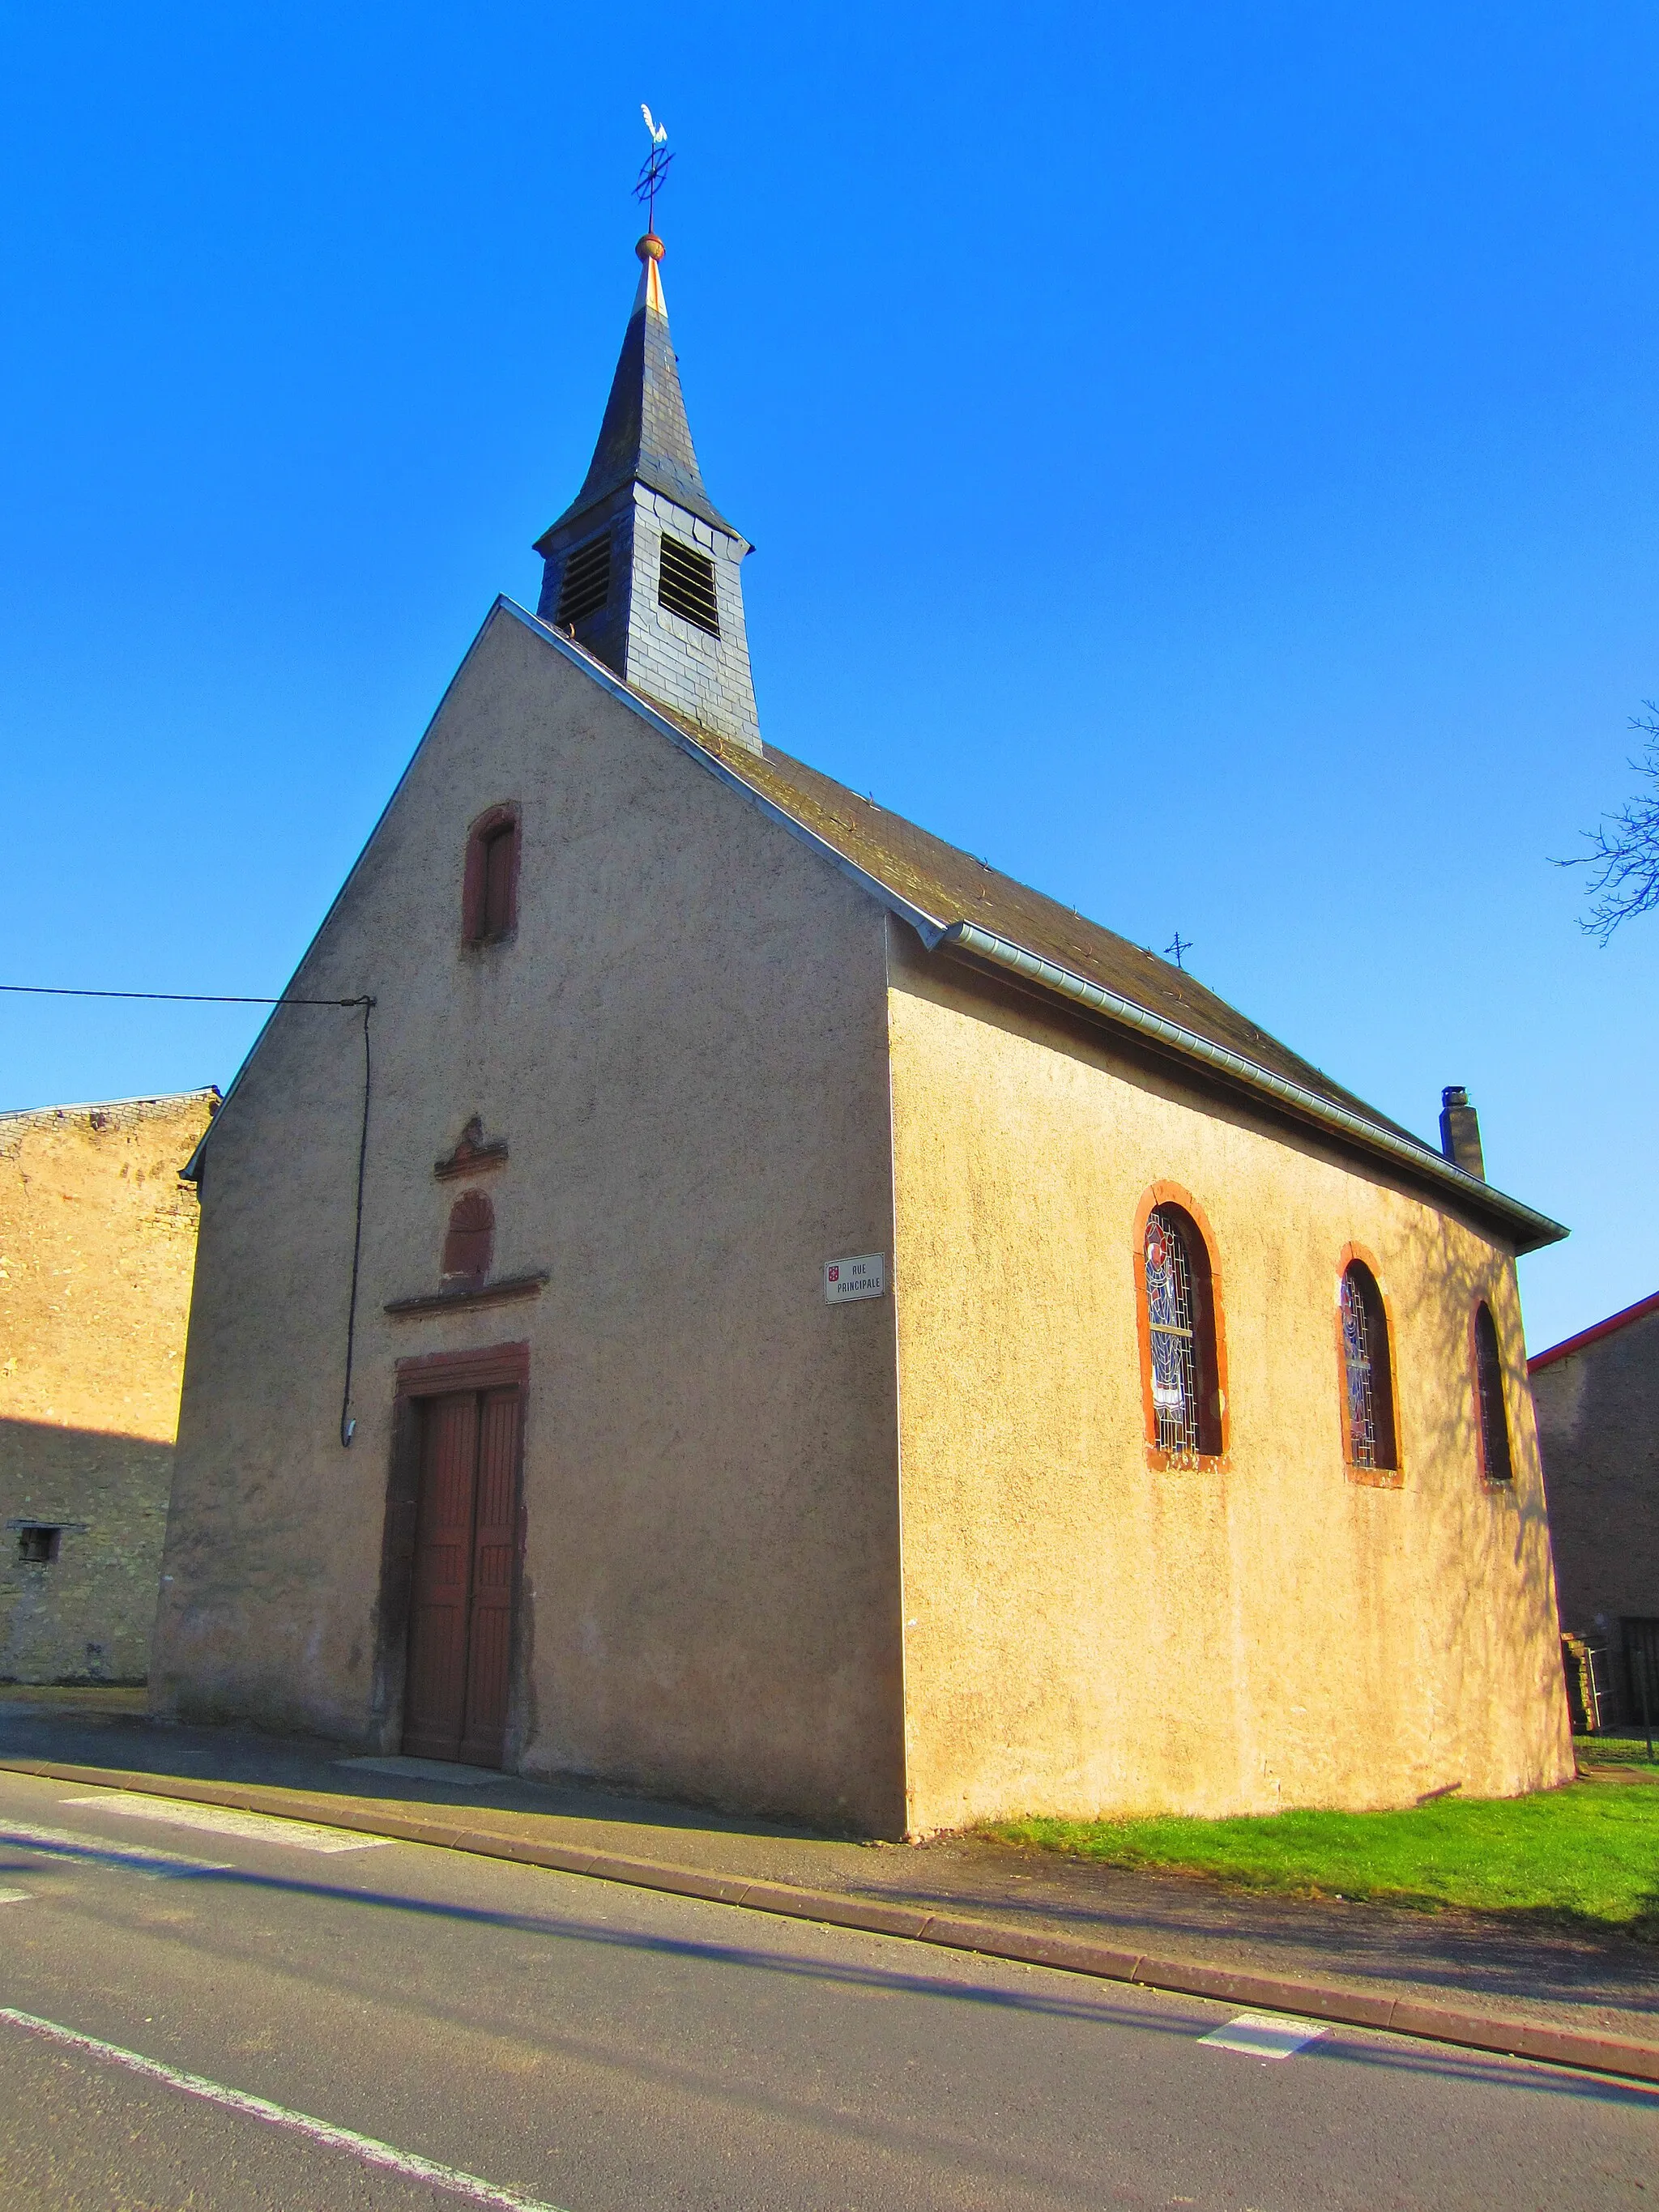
[[1165, 931, 1192, 970], [636, 104, 673, 236]]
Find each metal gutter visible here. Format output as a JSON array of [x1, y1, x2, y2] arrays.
[[185, 593, 1567, 1259], [941, 922, 1567, 1255], [510, 601, 1565, 1254]]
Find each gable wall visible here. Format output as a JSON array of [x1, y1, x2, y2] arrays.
[[1532, 1306, 1659, 1720], [886, 931, 1572, 1830], [152, 611, 905, 1832]]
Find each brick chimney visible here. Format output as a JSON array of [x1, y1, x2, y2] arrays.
[[1439, 1086, 1486, 1181]]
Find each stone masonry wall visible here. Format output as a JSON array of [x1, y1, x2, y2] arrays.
[[0, 1090, 216, 1681], [1533, 1303, 1659, 1724]]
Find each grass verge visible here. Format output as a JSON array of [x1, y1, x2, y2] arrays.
[[1576, 1733, 1659, 1768], [983, 1771, 1659, 1935]]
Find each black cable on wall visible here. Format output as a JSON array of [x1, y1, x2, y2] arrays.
[[339, 997, 373, 1448]]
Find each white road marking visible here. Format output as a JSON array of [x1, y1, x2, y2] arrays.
[[1, 1818, 231, 1876], [0, 1888, 29, 1903], [64, 1792, 393, 1855], [0, 2006, 569, 2211], [1200, 2011, 1331, 2059]]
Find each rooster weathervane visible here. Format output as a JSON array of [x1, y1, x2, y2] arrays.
[[637, 104, 674, 235]]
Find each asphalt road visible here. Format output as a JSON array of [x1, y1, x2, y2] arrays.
[[0, 1770, 1651, 2211]]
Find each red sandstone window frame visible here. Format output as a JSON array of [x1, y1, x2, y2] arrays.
[[1132, 1183, 1230, 1469], [1334, 1244, 1403, 1487], [461, 803, 522, 947], [1470, 1298, 1516, 1486]]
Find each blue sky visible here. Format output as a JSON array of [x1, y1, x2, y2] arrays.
[[2, 2, 1655, 1350]]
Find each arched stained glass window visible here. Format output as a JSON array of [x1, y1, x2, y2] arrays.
[[1473, 1302, 1513, 1483], [1142, 1204, 1222, 1457], [1340, 1260, 1398, 1472]]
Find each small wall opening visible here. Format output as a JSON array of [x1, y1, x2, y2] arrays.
[[461, 806, 521, 947], [441, 1191, 495, 1292]]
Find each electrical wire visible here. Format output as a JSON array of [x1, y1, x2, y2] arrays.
[[1, 985, 368, 1006]]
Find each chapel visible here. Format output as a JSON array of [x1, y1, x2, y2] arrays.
[[151, 216, 1573, 1835]]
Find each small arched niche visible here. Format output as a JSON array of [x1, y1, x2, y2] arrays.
[[441, 1190, 494, 1292]]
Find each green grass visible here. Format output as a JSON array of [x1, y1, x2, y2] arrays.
[[1575, 1733, 1659, 1768], [983, 1771, 1659, 1935]]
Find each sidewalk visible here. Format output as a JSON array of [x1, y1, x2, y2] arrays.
[[3, 1688, 1656, 2082]]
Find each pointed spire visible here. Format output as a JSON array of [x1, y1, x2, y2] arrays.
[[534, 229, 761, 753], [537, 235, 735, 544]]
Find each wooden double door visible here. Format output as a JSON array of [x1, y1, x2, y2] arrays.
[[403, 1385, 522, 1767]]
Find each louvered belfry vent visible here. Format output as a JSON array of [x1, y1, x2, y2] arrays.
[[657, 535, 721, 637], [556, 534, 612, 629], [533, 232, 760, 748]]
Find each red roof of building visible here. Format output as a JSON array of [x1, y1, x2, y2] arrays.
[[1529, 1289, 1659, 1375]]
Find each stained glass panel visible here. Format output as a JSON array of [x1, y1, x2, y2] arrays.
[[1341, 1268, 1378, 1468], [1145, 1208, 1200, 1454]]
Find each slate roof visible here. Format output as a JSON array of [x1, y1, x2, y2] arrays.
[[691, 723, 1414, 1137], [592, 664, 1559, 1253], [185, 594, 1568, 1254], [535, 260, 737, 547]]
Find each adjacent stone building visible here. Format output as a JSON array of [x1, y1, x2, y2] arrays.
[[1531, 1293, 1659, 1729], [1, 1089, 217, 1683], [151, 228, 1574, 1835]]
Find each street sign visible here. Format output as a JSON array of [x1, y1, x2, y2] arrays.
[[824, 1254, 885, 1304]]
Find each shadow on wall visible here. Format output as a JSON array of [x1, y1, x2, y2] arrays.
[[1374, 1210, 1566, 1770], [0, 1417, 177, 1685]]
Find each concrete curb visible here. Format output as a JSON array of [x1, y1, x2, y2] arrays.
[[7, 1757, 1657, 2088]]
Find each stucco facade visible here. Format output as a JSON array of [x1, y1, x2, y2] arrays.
[[152, 600, 1572, 1833], [0, 1090, 216, 1682], [1531, 1296, 1659, 1726], [154, 612, 907, 1834], [887, 942, 1569, 1830]]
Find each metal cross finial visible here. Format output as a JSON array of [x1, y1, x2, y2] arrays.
[[636, 104, 674, 233], [1165, 931, 1193, 970]]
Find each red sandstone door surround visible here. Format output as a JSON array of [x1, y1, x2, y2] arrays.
[[390, 1343, 527, 1768]]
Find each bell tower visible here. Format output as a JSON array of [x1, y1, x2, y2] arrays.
[[535, 224, 761, 754]]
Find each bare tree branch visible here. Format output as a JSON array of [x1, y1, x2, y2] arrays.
[[1552, 702, 1659, 944]]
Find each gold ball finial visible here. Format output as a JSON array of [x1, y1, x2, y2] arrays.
[[636, 232, 665, 262]]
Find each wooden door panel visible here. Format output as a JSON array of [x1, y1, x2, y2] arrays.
[[403, 1392, 479, 1761], [460, 1387, 521, 1766]]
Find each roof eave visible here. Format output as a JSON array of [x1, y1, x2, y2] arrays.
[[506, 601, 1566, 1255], [535, 470, 742, 555], [500, 598, 948, 939], [1529, 1287, 1659, 1372], [941, 922, 1567, 1255]]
